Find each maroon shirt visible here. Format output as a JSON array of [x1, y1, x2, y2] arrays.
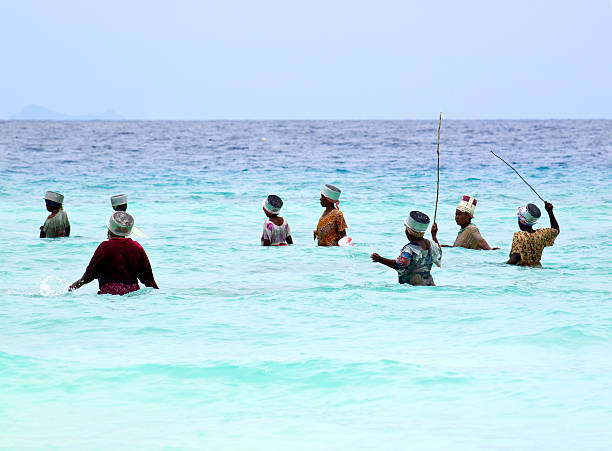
[[84, 238, 155, 289]]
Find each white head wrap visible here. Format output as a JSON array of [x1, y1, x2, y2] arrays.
[[404, 211, 430, 237], [262, 195, 282, 215], [44, 191, 64, 204], [321, 184, 341, 209], [321, 184, 341, 201], [111, 194, 128, 207]]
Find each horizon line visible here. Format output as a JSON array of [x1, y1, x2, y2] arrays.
[[3, 117, 612, 121]]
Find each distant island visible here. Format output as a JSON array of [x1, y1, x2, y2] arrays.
[[10, 104, 124, 120]]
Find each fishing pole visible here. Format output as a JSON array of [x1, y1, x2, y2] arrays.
[[490, 150, 545, 202], [433, 113, 441, 224]]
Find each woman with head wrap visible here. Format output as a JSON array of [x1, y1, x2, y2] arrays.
[[371, 211, 441, 286], [69, 211, 159, 295], [314, 184, 348, 246], [111, 194, 128, 212], [506, 201, 559, 267], [40, 191, 70, 238], [441, 195, 499, 250], [261, 194, 293, 246], [110, 194, 151, 238]]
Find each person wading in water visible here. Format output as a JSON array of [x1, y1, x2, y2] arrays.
[[69, 211, 159, 295]]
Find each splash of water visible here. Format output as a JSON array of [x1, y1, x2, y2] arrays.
[[38, 276, 69, 296]]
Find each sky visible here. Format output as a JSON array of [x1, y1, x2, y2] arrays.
[[0, 0, 611, 119]]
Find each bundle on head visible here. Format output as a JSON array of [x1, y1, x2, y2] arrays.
[[527, 203, 541, 219], [267, 195, 283, 210], [410, 211, 430, 224]]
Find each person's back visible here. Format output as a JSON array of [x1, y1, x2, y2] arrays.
[[69, 212, 158, 295], [86, 237, 154, 287], [397, 239, 441, 286], [43, 208, 70, 238], [371, 210, 441, 286], [262, 217, 291, 246], [507, 201, 559, 267], [510, 228, 558, 267], [261, 194, 293, 246]]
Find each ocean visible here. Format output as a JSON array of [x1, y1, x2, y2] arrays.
[[1, 120, 611, 450]]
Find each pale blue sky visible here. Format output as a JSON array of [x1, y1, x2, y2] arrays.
[[1, 0, 611, 119]]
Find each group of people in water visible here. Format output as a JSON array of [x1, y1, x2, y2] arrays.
[[40, 184, 560, 294], [41, 191, 159, 295]]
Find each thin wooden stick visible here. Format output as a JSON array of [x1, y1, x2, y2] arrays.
[[433, 112, 441, 224], [490, 150, 545, 202]]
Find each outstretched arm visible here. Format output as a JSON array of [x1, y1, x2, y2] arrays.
[[69, 273, 95, 291], [371, 253, 399, 270], [478, 238, 500, 250], [545, 201, 559, 233]]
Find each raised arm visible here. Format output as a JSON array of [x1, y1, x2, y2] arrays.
[[544, 201, 559, 233], [431, 223, 441, 256]]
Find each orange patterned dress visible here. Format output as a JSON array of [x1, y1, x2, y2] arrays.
[[509, 228, 558, 266], [315, 209, 348, 246]]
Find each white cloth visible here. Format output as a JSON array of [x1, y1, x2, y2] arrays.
[[261, 219, 291, 245]]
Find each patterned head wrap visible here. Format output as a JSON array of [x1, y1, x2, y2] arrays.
[[321, 184, 341, 209], [457, 195, 477, 217], [517, 203, 541, 226], [262, 195, 283, 215], [404, 211, 430, 237], [107, 211, 134, 237]]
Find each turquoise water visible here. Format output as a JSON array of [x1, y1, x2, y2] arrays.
[[1, 120, 611, 449]]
